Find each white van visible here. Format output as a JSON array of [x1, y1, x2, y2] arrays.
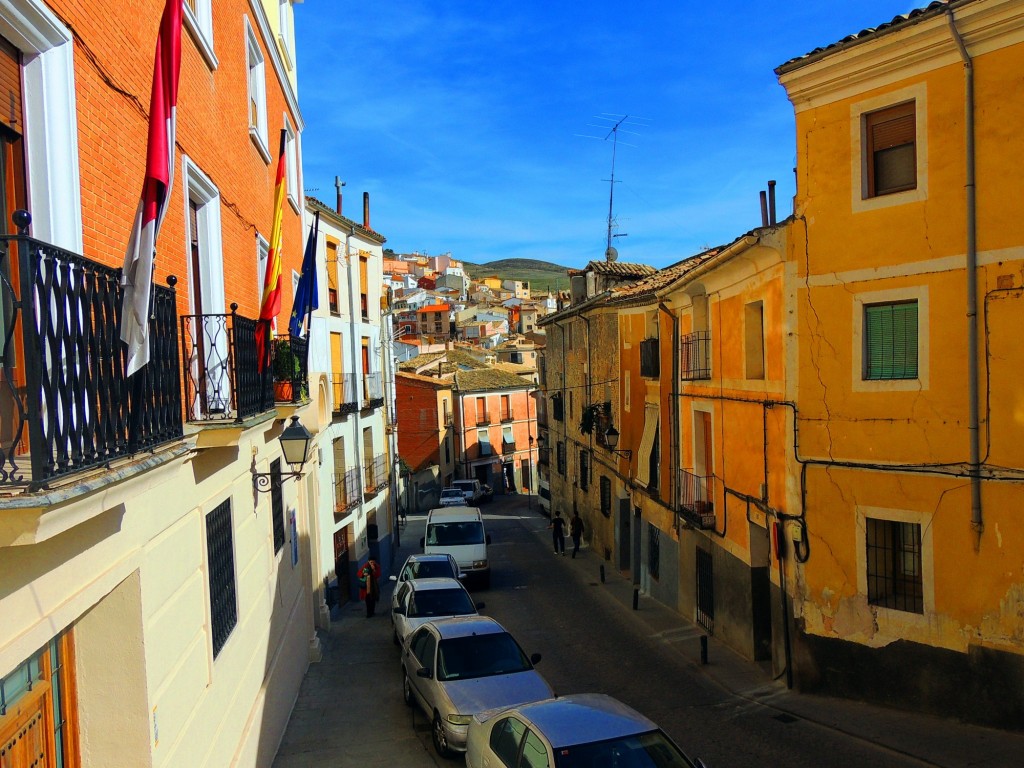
[[420, 506, 491, 589]]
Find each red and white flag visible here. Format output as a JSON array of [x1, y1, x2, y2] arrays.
[[121, 0, 183, 376]]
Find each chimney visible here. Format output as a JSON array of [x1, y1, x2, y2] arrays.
[[759, 190, 769, 227], [363, 192, 370, 230], [335, 176, 345, 215], [767, 180, 777, 225]]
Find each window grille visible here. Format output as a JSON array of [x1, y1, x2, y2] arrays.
[[600, 476, 611, 517], [579, 450, 589, 491], [649, 524, 660, 581], [556, 442, 566, 476], [864, 301, 918, 380], [206, 499, 238, 657], [270, 459, 285, 552], [552, 393, 563, 422], [866, 518, 923, 613]]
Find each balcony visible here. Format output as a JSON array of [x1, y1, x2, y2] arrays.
[[180, 306, 274, 423], [0, 232, 183, 489], [331, 372, 358, 415], [271, 334, 308, 404], [363, 453, 388, 498], [333, 467, 362, 516], [501, 440, 516, 455], [500, 410, 514, 423], [476, 412, 491, 426], [680, 331, 711, 381], [538, 447, 550, 466], [469, 443, 494, 461], [677, 468, 717, 530], [362, 371, 384, 410]]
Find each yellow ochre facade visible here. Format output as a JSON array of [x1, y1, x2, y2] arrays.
[[777, 0, 1024, 727]]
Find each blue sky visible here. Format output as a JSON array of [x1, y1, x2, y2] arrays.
[[295, 1, 917, 270]]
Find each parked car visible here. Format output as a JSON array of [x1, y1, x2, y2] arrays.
[[421, 506, 491, 589], [390, 553, 462, 585], [390, 577, 483, 646], [465, 693, 708, 768], [401, 616, 553, 758], [439, 488, 468, 507], [451, 478, 484, 506]]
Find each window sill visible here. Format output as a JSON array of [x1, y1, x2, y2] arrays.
[[250, 127, 272, 164], [184, 9, 218, 71]]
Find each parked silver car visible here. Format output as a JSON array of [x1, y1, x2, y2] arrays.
[[439, 488, 469, 507], [465, 693, 707, 768], [390, 577, 482, 646], [390, 553, 462, 584], [400, 616, 553, 758]]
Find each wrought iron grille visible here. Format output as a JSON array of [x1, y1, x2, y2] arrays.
[[501, 439, 516, 455], [600, 475, 611, 517], [331, 372, 358, 415], [364, 454, 388, 496], [677, 468, 717, 529], [333, 467, 362, 514], [649, 524, 660, 581], [270, 458, 285, 552], [696, 547, 714, 634], [476, 411, 491, 426], [206, 499, 237, 657], [680, 330, 712, 380], [866, 518, 923, 613], [180, 308, 274, 422], [0, 232, 183, 488]]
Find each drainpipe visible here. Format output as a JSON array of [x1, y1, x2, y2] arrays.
[[947, 8, 983, 541]]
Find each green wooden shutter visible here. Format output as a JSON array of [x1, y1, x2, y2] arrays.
[[865, 302, 918, 380]]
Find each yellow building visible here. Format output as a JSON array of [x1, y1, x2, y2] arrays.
[[777, 0, 1024, 727]]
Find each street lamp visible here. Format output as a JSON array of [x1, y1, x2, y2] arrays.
[[604, 426, 632, 459], [252, 415, 314, 496]]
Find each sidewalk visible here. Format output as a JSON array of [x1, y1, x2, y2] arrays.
[[555, 531, 1024, 768]]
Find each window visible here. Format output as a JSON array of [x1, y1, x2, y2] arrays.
[[256, 235, 269, 302], [490, 717, 528, 766], [500, 394, 512, 421], [477, 428, 491, 456], [184, 0, 217, 69], [640, 338, 660, 378], [744, 301, 765, 380], [649, 524, 660, 581], [326, 240, 339, 314], [284, 116, 299, 210], [579, 449, 589, 491], [864, 301, 918, 380], [206, 499, 237, 657], [270, 458, 285, 552], [245, 20, 269, 162], [866, 518, 923, 613], [865, 102, 916, 198], [600, 476, 611, 517], [521, 730, 550, 768], [278, 0, 294, 69], [556, 441, 566, 476]]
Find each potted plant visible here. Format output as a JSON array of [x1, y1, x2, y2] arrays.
[[273, 339, 300, 401]]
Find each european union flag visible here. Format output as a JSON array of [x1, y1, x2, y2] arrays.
[[289, 210, 320, 338]]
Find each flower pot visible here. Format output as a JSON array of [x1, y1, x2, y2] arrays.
[[274, 381, 293, 402]]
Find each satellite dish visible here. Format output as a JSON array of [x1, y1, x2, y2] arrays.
[[605, 245, 618, 261]]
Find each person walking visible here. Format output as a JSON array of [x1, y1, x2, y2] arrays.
[[569, 512, 585, 559], [549, 512, 566, 555], [357, 558, 381, 617]]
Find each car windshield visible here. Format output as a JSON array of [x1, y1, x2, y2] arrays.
[[554, 730, 696, 768], [426, 521, 484, 546], [408, 561, 455, 579], [408, 589, 476, 618], [436, 632, 531, 681]]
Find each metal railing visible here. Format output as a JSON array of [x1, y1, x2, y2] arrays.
[[0, 229, 183, 488], [500, 410, 514, 422], [363, 371, 383, 409], [331, 372, 358, 415], [677, 468, 717, 529], [470, 443, 494, 460], [680, 330, 712, 381], [476, 412, 491, 426], [271, 334, 308, 403], [364, 453, 388, 496], [333, 467, 362, 515], [501, 440, 516, 454], [181, 306, 274, 422]]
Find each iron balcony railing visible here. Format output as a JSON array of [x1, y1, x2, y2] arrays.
[[271, 334, 308, 403], [677, 468, 717, 529], [501, 440, 516, 455], [331, 372, 358, 415], [0, 228, 183, 488], [180, 305, 274, 422], [476, 412, 491, 426], [363, 453, 388, 497], [470, 443, 494, 460], [500, 410, 514, 422], [362, 371, 383, 409], [680, 330, 712, 381], [333, 467, 362, 515]]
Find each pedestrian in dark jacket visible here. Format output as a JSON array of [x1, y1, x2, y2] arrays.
[[358, 558, 381, 617], [549, 512, 566, 555], [570, 512, 585, 558]]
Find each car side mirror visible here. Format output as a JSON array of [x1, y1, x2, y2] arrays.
[[530, 653, 542, 665], [485, 534, 492, 545], [416, 667, 433, 680], [419, 537, 425, 548]]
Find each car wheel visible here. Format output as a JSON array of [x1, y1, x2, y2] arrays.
[[432, 712, 453, 759], [402, 672, 414, 707]]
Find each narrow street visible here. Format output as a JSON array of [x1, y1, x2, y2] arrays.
[[274, 494, 1024, 767]]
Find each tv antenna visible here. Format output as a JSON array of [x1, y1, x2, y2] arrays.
[[576, 113, 648, 261]]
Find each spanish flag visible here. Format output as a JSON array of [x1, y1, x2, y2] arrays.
[[256, 128, 288, 372]]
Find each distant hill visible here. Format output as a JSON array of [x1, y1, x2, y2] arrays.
[[461, 259, 570, 293]]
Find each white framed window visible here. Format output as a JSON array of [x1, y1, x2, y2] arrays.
[[278, 0, 294, 70], [256, 234, 269, 302], [851, 285, 929, 393], [245, 18, 270, 163], [284, 115, 299, 212], [183, 0, 217, 70], [850, 83, 928, 214]]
